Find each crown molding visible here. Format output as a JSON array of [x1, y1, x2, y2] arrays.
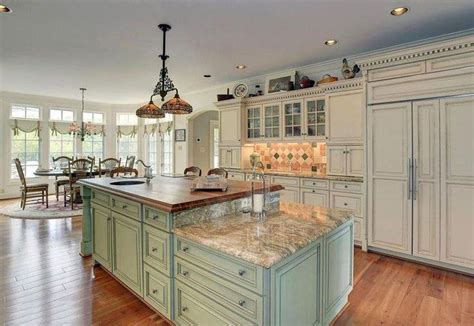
[[214, 78, 363, 108], [357, 33, 474, 70]]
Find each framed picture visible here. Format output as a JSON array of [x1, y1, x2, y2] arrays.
[[175, 129, 186, 142], [265, 70, 296, 94]]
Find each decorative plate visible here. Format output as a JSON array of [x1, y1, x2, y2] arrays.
[[233, 83, 248, 98]]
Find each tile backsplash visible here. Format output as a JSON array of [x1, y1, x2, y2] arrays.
[[252, 143, 326, 172]]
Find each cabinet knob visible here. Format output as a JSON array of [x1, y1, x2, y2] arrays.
[[312, 182, 316, 185], [182, 307, 188, 312], [325, 137, 328, 139], [152, 289, 158, 294], [182, 271, 189, 276], [151, 247, 158, 252], [122, 205, 127, 209], [182, 247, 189, 252], [344, 203, 348, 206], [344, 185, 348, 188], [238, 300, 246, 307], [238, 269, 246, 276], [152, 215, 159, 220], [312, 190, 315, 193], [107, 217, 111, 221]]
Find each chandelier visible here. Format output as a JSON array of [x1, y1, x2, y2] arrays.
[[137, 24, 193, 119], [69, 88, 96, 141]]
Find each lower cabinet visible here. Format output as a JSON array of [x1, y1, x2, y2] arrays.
[[144, 264, 173, 320], [327, 145, 364, 177], [279, 187, 299, 203], [112, 211, 143, 295], [300, 189, 329, 207], [92, 203, 112, 270]]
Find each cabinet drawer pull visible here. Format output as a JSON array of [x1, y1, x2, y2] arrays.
[[152, 215, 159, 220], [238, 299, 246, 307], [107, 217, 111, 221], [238, 269, 246, 276], [182, 271, 189, 276], [312, 182, 316, 185], [151, 247, 158, 252], [152, 289, 158, 294], [122, 204, 128, 209], [182, 247, 189, 252], [344, 203, 348, 206], [312, 190, 315, 193], [182, 307, 188, 312], [344, 185, 348, 188]]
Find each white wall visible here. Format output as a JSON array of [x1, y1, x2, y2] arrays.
[[189, 111, 219, 174]]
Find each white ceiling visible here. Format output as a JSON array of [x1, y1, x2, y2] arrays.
[[1, 0, 473, 104]]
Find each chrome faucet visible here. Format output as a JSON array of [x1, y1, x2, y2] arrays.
[[251, 162, 266, 220]]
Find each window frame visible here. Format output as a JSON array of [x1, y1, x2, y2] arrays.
[[117, 134, 138, 161], [49, 133, 76, 162], [83, 111, 106, 125], [49, 107, 75, 122], [10, 104, 42, 121], [82, 134, 105, 160], [10, 130, 41, 180]]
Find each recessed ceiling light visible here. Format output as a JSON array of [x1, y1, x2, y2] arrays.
[[0, 4, 12, 13], [391, 7, 409, 16], [203, 74, 211, 78], [324, 39, 337, 46], [236, 65, 247, 70]]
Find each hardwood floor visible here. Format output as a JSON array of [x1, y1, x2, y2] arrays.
[[1, 198, 473, 325]]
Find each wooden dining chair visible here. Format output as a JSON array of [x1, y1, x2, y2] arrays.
[[110, 167, 139, 178], [184, 166, 202, 176], [14, 158, 49, 210], [98, 158, 121, 177], [64, 158, 93, 210], [207, 168, 228, 178], [52, 156, 74, 200]]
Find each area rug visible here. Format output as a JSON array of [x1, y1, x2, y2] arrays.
[[2, 197, 83, 219]]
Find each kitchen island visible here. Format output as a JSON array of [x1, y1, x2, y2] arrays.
[[79, 176, 354, 325]]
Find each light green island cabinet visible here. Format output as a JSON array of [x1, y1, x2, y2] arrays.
[[83, 186, 353, 326]]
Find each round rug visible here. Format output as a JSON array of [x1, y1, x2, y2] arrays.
[[2, 197, 83, 219]]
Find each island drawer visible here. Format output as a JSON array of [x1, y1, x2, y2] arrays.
[[144, 206, 171, 231], [175, 257, 263, 324], [91, 189, 110, 207], [300, 178, 330, 190], [330, 181, 362, 193], [143, 264, 172, 320], [175, 280, 257, 326], [174, 237, 264, 295], [143, 225, 172, 276], [330, 191, 363, 217], [111, 195, 141, 221]]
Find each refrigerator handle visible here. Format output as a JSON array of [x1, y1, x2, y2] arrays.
[[413, 158, 417, 200], [408, 158, 412, 200]]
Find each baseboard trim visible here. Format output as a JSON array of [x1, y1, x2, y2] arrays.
[[368, 246, 474, 276]]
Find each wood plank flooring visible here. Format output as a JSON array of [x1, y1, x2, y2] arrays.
[[1, 198, 473, 325]]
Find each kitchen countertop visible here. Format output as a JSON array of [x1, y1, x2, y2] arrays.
[[227, 168, 363, 183], [173, 201, 354, 268], [78, 176, 283, 213]]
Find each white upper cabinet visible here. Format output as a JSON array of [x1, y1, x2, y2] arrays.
[[327, 91, 364, 144], [245, 103, 282, 142], [303, 97, 326, 140], [219, 104, 242, 146], [263, 103, 282, 140], [282, 100, 303, 139], [245, 105, 262, 141]]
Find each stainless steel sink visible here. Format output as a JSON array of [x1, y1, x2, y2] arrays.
[[110, 180, 145, 186]]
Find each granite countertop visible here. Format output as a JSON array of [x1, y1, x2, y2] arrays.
[[227, 168, 363, 183], [173, 202, 354, 268]]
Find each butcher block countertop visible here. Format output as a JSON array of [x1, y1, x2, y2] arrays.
[[78, 176, 283, 213]]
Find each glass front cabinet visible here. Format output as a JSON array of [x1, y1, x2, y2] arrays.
[[246, 103, 282, 142], [245, 97, 326, 142]]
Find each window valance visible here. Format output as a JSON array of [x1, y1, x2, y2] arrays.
[[158, 122, 173, 136], [117, 125, 137, 138], [50, 122, 72, 135], [10, 119, 41, 136]]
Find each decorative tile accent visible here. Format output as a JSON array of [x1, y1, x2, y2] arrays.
[[253, 143, 327, 172]]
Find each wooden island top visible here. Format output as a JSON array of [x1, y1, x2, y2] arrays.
[[78, 176, 283, 213]]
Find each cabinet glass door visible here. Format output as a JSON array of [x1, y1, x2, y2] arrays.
[[306, 99, 325, 138], [264, 104, 280, 139], [247, 106, 261, 140], [284, 102, 302, 138]]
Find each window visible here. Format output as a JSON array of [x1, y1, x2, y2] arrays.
[[83, 134, 104, 160], [50, 133, 75, 161], [11, 130, 40, 179], [11, 105, 40, 119], [117, 134, 138, 160], [212, 125, 220, 168], [161, 132, 173, 174], [50, 108, 74, 122], [117, 113, 138, 126], [83, 112, 104, 124], [147, 134, 158, 173]]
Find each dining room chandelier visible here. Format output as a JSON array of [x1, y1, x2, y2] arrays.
[[69, 88, 96, 141], [136, 24, 193, 119]]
